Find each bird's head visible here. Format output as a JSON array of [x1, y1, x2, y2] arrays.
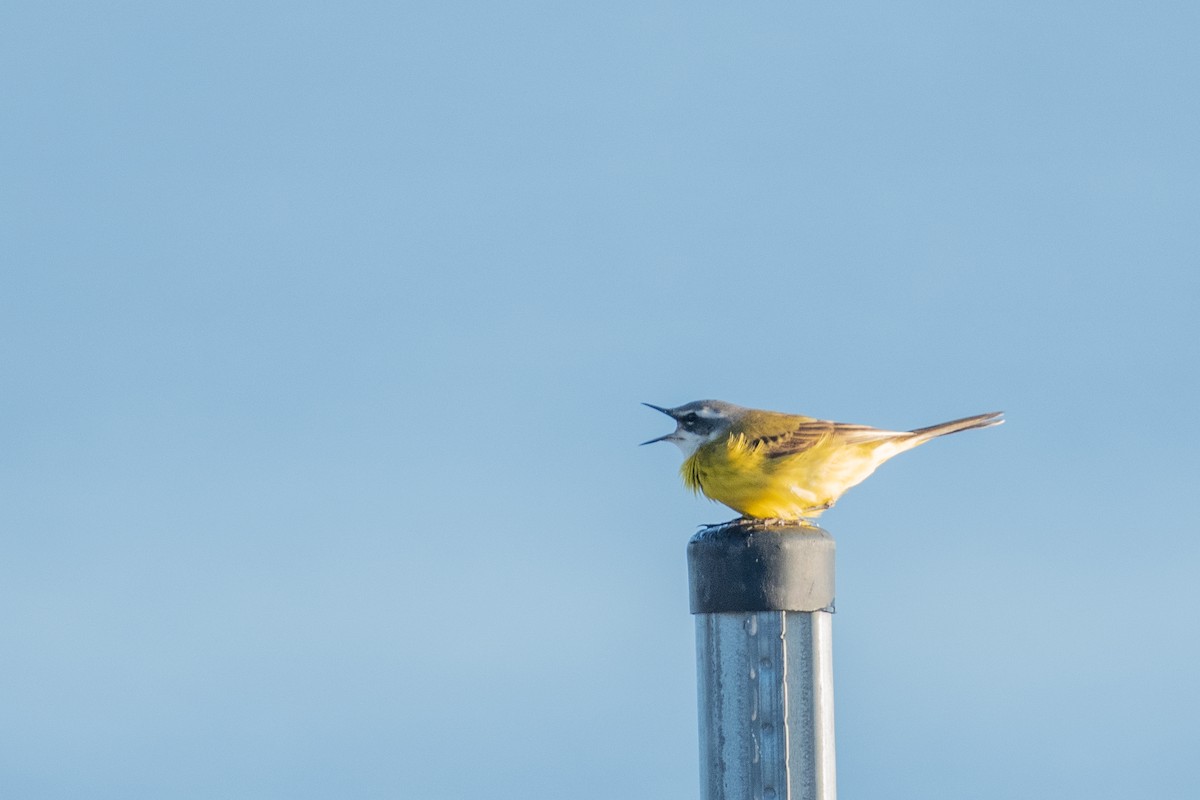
[[641, 400, 744, 457]]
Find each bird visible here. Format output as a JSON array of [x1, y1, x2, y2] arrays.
[[642, 400, 1003, 524]]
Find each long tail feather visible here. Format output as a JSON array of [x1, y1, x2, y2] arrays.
[[908, 411, 1004, 443]]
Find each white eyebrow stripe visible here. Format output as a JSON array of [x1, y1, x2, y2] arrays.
[[695, 407, 723, 419]]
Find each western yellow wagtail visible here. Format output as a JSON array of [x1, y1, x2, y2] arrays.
[[643, 400, 1002, 522]]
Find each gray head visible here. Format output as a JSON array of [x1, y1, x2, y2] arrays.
[[641, 400, 746, 457]]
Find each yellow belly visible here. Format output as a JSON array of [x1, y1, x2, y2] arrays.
[[682, 434, 885, 519]]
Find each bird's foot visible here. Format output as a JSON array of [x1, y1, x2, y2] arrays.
[[698, 514, 826, 532], [697, 516, 755, 532], [748, 516, 825, 530]]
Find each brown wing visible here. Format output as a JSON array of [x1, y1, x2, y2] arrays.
[[755, 420, 901, 459], [751, 420, 832, 458]]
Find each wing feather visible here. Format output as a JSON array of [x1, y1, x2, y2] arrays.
[[755, 420, 903, 458]]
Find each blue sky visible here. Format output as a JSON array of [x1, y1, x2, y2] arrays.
[[3, 3, 1198, 798]]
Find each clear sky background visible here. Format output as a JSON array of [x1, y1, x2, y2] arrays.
[[3, 3, 1198, 799]]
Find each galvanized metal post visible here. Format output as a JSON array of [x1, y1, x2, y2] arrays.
[[688, 522, 837, 800]]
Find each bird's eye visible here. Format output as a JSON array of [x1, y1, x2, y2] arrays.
[[683, 412, 698, 426]]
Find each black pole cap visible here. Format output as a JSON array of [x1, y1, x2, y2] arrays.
[[687, 522, 836, 614]]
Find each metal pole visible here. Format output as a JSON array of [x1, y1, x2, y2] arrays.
[[688, 522, 837, 800]]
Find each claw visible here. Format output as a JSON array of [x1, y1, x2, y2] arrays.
[[697, 515, 822, 532]]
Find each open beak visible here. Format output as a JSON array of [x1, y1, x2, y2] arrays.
[[640, 433, 676, 446], [642, 402, 674, 416], [641, 402, 679, 445]]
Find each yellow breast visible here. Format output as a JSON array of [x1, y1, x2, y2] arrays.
[[681, 433, 884, 519]]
